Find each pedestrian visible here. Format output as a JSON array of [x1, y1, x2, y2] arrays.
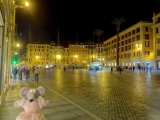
[[34, 67, 40, 82], [32, 66, 35, 77], [25, 67, 29, 80], [72, 65, 74, 71], [111, 66, 113, 73], [149, 67, 152, 73], [132, 66, 135, 72], [12, 67, 17, 82], [138, 65, 141, 72], [18, 68, 23, 81], [64, 66, 66, 71], [119, 66, 122, 74]]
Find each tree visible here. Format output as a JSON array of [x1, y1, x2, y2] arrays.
[[93, 29, 104, 57], [86, 39, 93, 64], [111, 18, 125, 67]]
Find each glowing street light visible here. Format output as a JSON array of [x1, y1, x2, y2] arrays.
[[25, 2, 29, 6], [17, 43, 20, 47], [56, 55, 61, 59]]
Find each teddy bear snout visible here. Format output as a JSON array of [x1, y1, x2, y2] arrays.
[[29, 99, 34, 102]]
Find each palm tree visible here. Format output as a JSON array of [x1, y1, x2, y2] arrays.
[[111, 17, 125, 67], [93, 29, 104, 57], [86, 39, 93, 64]]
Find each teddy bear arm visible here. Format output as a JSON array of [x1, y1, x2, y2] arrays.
[[38, 97, 50, 107], [14, 100, 22, 108], [14, 99, 25, 108], [45, 100, 50, 106]]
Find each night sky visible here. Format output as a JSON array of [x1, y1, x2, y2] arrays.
[[15, 0, 160, 53]]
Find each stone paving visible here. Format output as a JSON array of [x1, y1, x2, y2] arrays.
[[1, 68, 160, 120], [0, 74, 99, 120]]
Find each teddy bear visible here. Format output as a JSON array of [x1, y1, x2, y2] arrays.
[[14, 86, 49, 120]]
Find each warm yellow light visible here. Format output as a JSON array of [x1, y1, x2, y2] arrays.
[[25, 2, 29, 6], [75, 55, 78, 58], [56, 55, 61, 59], [36, 56, 39, 59], [136, 44, 138, 46], [17, 44, 20, 47]]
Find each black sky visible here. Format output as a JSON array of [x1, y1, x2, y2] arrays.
[[15, 0, 160, 51]]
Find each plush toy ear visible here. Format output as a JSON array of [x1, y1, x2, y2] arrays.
[[19, 87, 29, 98], [37, 86, 45, 96]]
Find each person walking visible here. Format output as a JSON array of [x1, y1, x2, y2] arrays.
[[132, 66, 135, 72], [119, 66, 122, 74], [18, 68, 23, 81], [12, 67, 17, 82], [72, 65, 75, 71], [34, 67, 40, 82], [149, 66, 152, 73], [25, 67, 29, 80], [64, 66, 66, 71], [111, 66, 113, 73], [32, 66, 35, 76]]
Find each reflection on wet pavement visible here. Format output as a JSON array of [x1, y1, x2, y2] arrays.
[[40, 69, 160, 120]]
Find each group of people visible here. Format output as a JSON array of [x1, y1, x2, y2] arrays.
[[12, 66, 40, 82], [110, 66, 123, 74]]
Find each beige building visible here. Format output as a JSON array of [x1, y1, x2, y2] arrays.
[[63, 48, 69, 66], [68, 43, 105, 67], [26, 43, 64, 68], [152, 12, 160, 70], [103, 21, 154, 69]]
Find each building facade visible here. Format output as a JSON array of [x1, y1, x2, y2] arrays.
[[26, 43, 64, 68], [152, 12, 160, 70], [103, 21, 154, 69]]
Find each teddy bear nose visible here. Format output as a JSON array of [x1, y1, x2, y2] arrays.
[[29, 99, 34, 102]]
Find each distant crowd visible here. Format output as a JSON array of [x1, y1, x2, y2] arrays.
[[11, 66, 40, 82]]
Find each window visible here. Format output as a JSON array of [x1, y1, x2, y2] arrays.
[[132, 37, 135, 42], [125, 46, 127, 51], [137, 35, 140, 40], [146, 27, 148, 32], [128, 32, 131, 36], [156, 28, 159, 33], [132, 30, 135, 35], [137, 51, 140, 56], [145, 34, 149, 40], [128, 39, 131, 43], [145, 51, 150, 55], [145, 41, 149, 47], [121, 47, 124, 52], [122, 35, 124, 39], [157, 50, 160, 56], [137, 27, 140, 33], [125, 40, 128, 44], [157, 38, 160, 44], [158, 17, 160, 23], [122, 41, 124, 45], [125, 34, 127, 38], [128, 45, 131, 50], [132, 44, 135, 49], [134, 52, 135, 56]]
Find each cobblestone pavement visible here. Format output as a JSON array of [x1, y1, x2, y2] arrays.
[[39, 68, 160, 120], [1, 68, 160, 120]]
